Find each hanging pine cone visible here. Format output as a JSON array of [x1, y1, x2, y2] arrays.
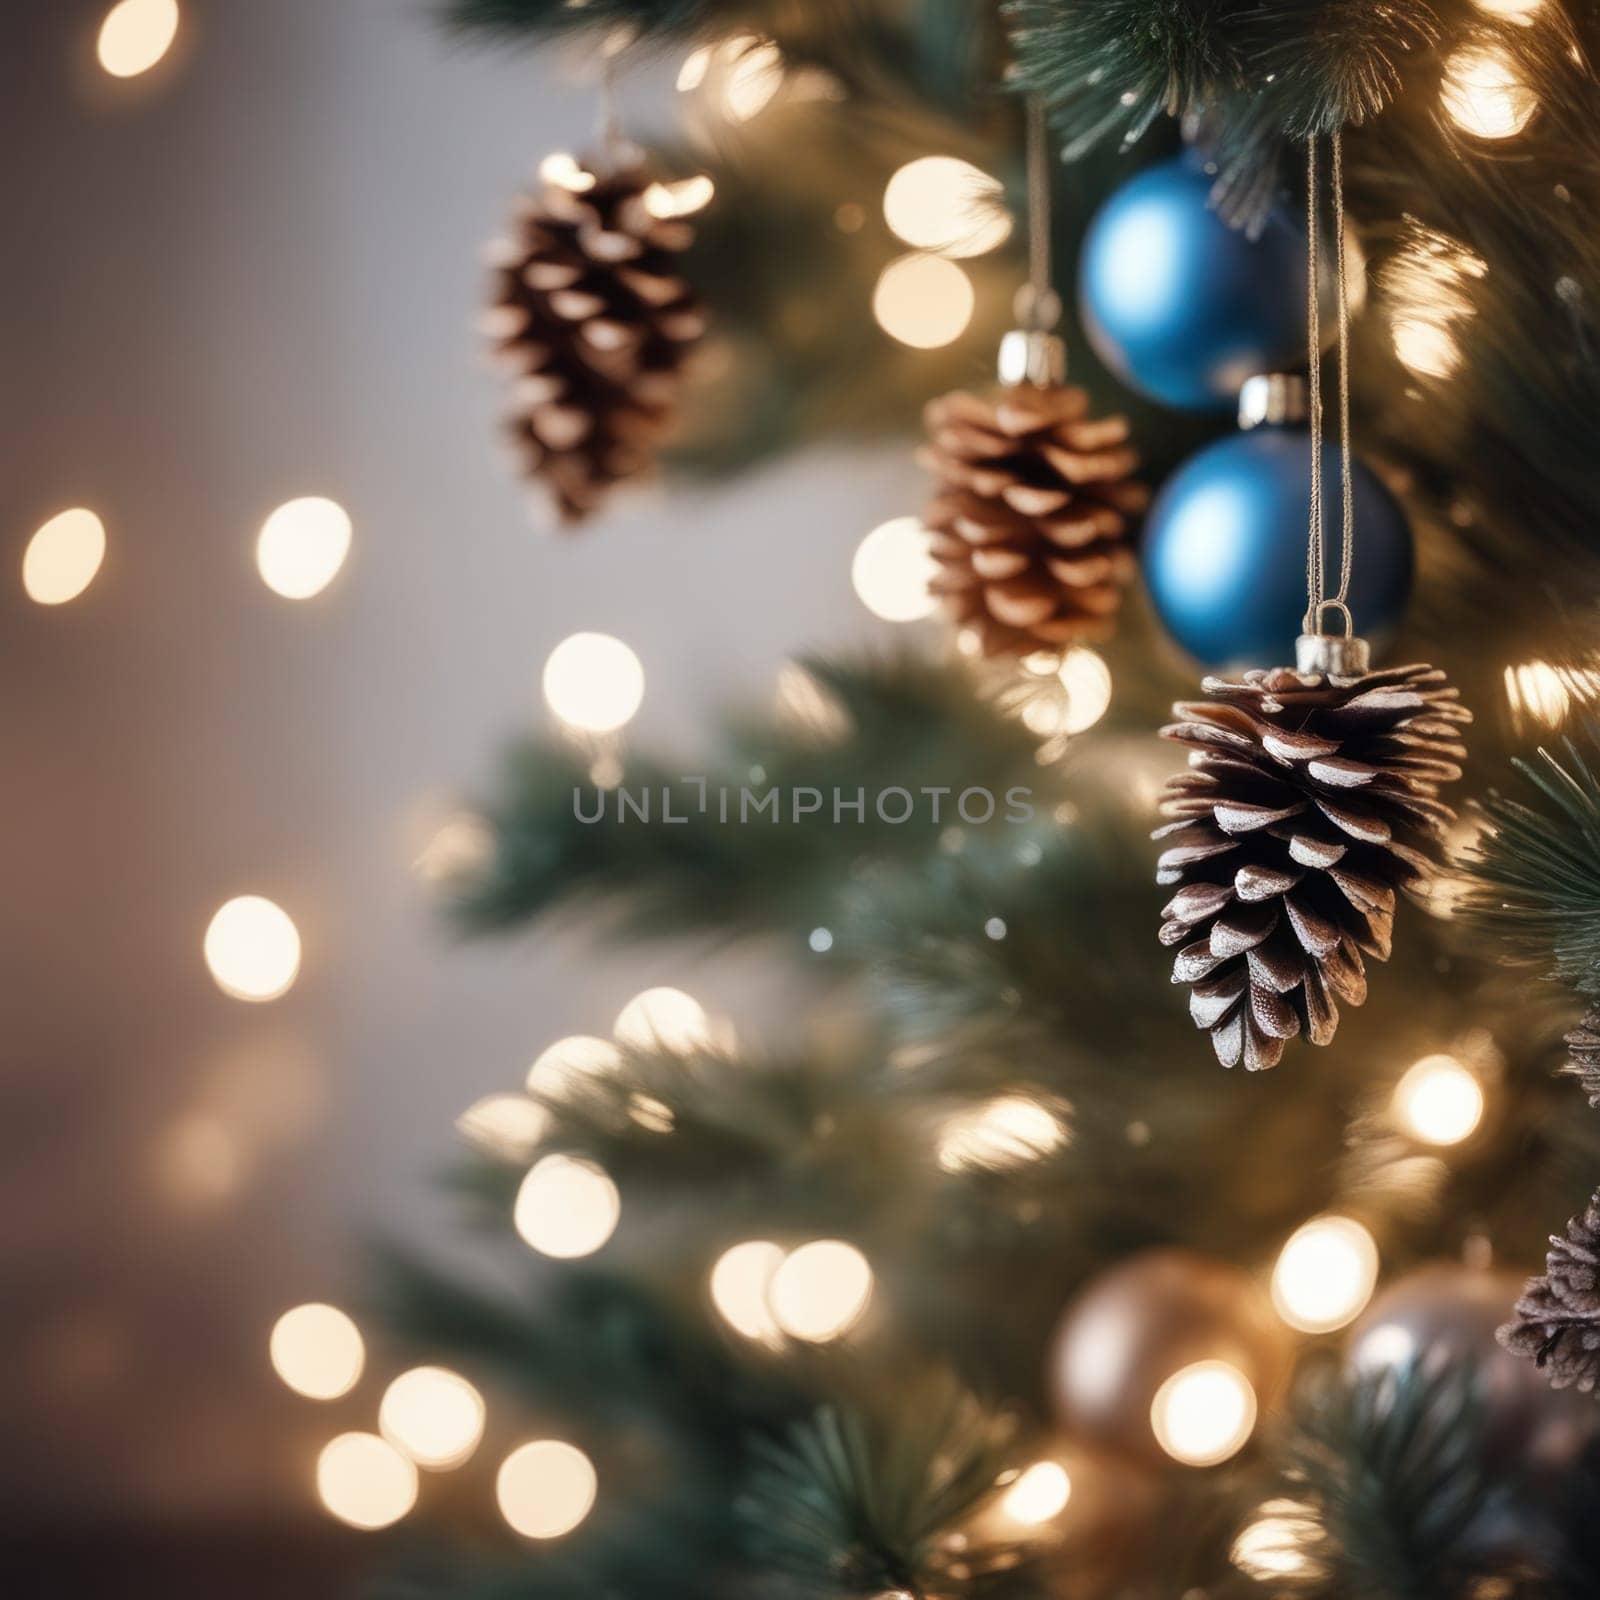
[[919, 385, 1147, 658], [1154, 662, 1471, 1070], [1565, 1009, 1600, 1107], [484, 150, 706, 525], [1499, 1193, 1600, 1392]]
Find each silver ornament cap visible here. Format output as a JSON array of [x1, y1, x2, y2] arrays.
[[1239, 373, 1309, 429], [1296, 632, 1371, 676]]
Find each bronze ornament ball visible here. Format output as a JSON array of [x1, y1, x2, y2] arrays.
[[1048, 1248, 1291, 1468], [1348, 1261, 1596, 1476]]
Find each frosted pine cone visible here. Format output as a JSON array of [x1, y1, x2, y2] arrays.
[[1155, 662, 1471, 1069], [1500, 1193, 1600, 1391], [920, 385, 1147, 657], [485, 151, 706, 524], [1564, 1009, 1600, 1108]]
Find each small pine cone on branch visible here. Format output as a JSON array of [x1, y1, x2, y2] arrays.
[[919, 385, 1147, 658], [1499, 1194, 1600, 1392], [485, 151, 706, 525], [1155, 663, 1471, 1070], [1564, 1009, 1600, 1108]]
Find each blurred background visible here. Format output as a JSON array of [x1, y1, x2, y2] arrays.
[[1, 0, 912, 1586]]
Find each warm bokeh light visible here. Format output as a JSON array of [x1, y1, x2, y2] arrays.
[[1503, 660, 1600, 730], [457, 1093, 549, 1160], [317, 1433, 417, 1530], [613, 987, 712, 1053], [1392, 320, 1462, 380], [1231, 1499, 1321, 1581], [256, 496, 353, 599], [526, 1034, 623, 1097], [497, 1440, 598, 1540], [203, 896, 301, 1002], [539, 152, 596, 193], [542, 632, 645, 735], [872, 254, 975, 349], [1057, 648, 1114, 734], [97, 0, 179, 78], [1472, 0, 1544, 19], [156, 1109, 243, 1207], [1149, 1360, 1258, 1467], [514, 1155, 621, 1259], [412, 811, 493, 884], [720, 36, 784, 121], [22, 508, 106, 605], [882, 156, 1011, 257], [1271, 1216, 1379, 1334], [269, 1303, 365, 1399], [644, 175, 715, 219], [851, 517, 939, 623], [379, 1366, 486, 1470], [1393, 1054, 1485, 1146], [937, 1096, 1066, 1173], [1384, 227, 1485, 382], [1001, 1460, 1072, 1525], [1441, 46, 1538, 139], [710, 1240, 787, 1343], [768, 1240, 874, 1343]]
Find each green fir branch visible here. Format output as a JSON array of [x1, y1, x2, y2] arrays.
[[1465, 717, 1600, 997], [740, 1381, 1044, 1600], [1267, 1361, 1494, 1600]]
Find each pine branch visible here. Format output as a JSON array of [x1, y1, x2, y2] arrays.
[[1464, 715, 1600, 998], [1261, 1361, 1494, 1600], [740, 1380, 1045, 1600], [453, 653, 1061, 944], [1005, 0, 1248, 160]]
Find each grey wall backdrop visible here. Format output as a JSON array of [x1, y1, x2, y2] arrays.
[[2, 0, 922, 1520]]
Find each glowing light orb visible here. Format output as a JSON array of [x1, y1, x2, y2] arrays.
[[1393, 1054, 1485, 1146], [1271, 1216, 1379, 1334], [644, 175, 715, 219], [1472, 0, 1544, 21], [937, 1096, 1066, 1173], [1149, 1360, 1258, 1467], [1441, 47, 1537, 139], [379, 1367, 486, 1470], [256, 496, 353, 599], [851, 517, 939, 623], [1057, 648, 1113, 734], [526, 1035, 623, 1097], [882, 156, 1011, 258], [768, 1240, 873, 1343], [97, 0, 179, 78], [1001, 1460, 1072, 1525], [203, 896, 301, 1002], [317, 1433, 417, 1530], [872, 254, 975, 349], [542, 633, 645, 734], [457, 1094, 548, 1160], [709, 1240, 787, 1343], [23, 508, 106, 605], [514, 1155, 620, 1259], [270, 1303, 364, 1399], [613, 988, 711, 1052], [1231, 1499, 1321, 1581], [497, 1440, 598, 1539]]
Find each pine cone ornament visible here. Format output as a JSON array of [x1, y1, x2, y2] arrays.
[[485, 151, 706, 525], [1565, 1009, 1600, 1108], [1499, 1193, 1600, 1391], [919, 385, 1147, 658], [1154, 659, 1471, 1070]]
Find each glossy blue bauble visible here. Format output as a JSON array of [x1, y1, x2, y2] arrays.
[[1141, 426, 1413, 670], [1080, 154, 1326, 411]]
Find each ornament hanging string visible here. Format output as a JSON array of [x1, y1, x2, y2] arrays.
[[1303, 132, 1356, 640], [1019, 95, 1059, 332], [596, 44, 625, 161]]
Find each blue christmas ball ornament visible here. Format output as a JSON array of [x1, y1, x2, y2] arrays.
[[1080, 153, 1330, 410], [1141, 425, 1413, 670]]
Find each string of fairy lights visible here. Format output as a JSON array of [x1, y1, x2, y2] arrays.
[[33, 0, 1583, 1561]]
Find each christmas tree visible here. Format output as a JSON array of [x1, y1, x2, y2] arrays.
[[288, 2, 1600, 1594]]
